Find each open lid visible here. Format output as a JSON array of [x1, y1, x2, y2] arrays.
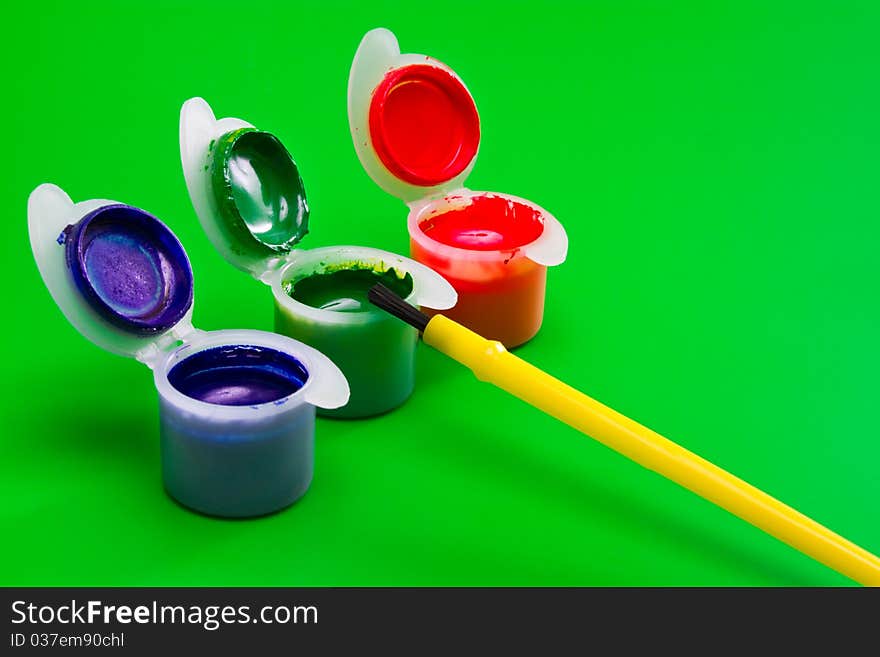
[[180, 97, 310, 281], [348, 28, 481, 204], [28, 184, 196, 365]]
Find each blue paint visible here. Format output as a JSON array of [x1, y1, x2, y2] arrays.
[[64, 204, 193, 334], [168, 344, 309, 406]]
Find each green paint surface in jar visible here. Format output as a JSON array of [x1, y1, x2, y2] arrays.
[[285, 265, 412, 312], [277, 262, 417, 418]]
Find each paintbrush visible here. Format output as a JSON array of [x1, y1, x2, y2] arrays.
[[368, 282, 880, 585]]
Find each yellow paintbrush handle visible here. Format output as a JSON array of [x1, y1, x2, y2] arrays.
[[423, 314, 880, 586]]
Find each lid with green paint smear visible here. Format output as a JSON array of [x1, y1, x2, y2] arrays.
[[180, 98, 310, 280]]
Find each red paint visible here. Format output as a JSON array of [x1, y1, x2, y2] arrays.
[[410, 194, 548, 346], [369, 64, 480, 187], [418, 195, 545, 251], [411, 236, 547, 347]]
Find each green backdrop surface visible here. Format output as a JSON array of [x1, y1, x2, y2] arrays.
[[1, 1, 878, 586]]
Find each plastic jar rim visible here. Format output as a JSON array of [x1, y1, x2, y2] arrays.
[[406, 190, 556, 263], [153, 329, 330, 421], [269, 245, 435, 326]]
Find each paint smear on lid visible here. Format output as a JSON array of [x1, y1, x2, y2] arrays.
[[369, 64, 479, 187]]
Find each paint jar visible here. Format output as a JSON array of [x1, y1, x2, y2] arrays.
[[28, 184, 349, 517], [180, 98, 456, 418], [347, 28, 569, 348]]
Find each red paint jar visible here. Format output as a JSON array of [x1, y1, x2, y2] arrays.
[[348, 29, 567, 347]]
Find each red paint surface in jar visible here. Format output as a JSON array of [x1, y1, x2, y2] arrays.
[[369, 64, 480, 187], [418, 195, 545, 251]]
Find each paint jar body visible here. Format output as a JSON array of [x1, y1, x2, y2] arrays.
[[158, 397, 315, 518], [274, 303, 416, 418], [153, 330, 330, 518], [271, 248, 423, 419], [411, 239, 546, 348], [407, 193, 559, 348]]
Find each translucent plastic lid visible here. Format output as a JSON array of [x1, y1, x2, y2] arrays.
[[180, 97, 310, 280], [348, 28, 481, 204], [28, 184, 196, 363]]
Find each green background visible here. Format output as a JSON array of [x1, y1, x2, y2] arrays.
[[2, 1, 878, 586]]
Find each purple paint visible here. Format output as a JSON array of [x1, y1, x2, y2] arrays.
[[168, 344, 309, 406], [65, 204, 193, 334]]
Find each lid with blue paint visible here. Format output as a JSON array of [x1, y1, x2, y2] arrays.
[[28, 184, 197, 364], [180, 98, 310, 281]]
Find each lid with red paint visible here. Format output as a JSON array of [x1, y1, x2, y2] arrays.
[[348, 28, 482, 203]]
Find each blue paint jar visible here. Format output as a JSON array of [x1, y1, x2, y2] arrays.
[[28, 184, 349, 517]]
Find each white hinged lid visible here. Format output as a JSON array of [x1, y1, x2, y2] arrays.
[[180, 97, 310, 281], [348, 28, 481, 204], [28, 184, 196, 366]]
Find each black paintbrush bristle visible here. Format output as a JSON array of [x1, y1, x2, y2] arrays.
[[368, 283, 431, 332]]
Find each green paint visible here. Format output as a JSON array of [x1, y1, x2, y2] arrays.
[[209, 128, 309, 259], [284, 264, 412, 312], [277, 263, 416, 418]]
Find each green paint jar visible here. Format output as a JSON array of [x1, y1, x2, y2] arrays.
[[180, 98, 456, 418], [273, 248, 423, 417]]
